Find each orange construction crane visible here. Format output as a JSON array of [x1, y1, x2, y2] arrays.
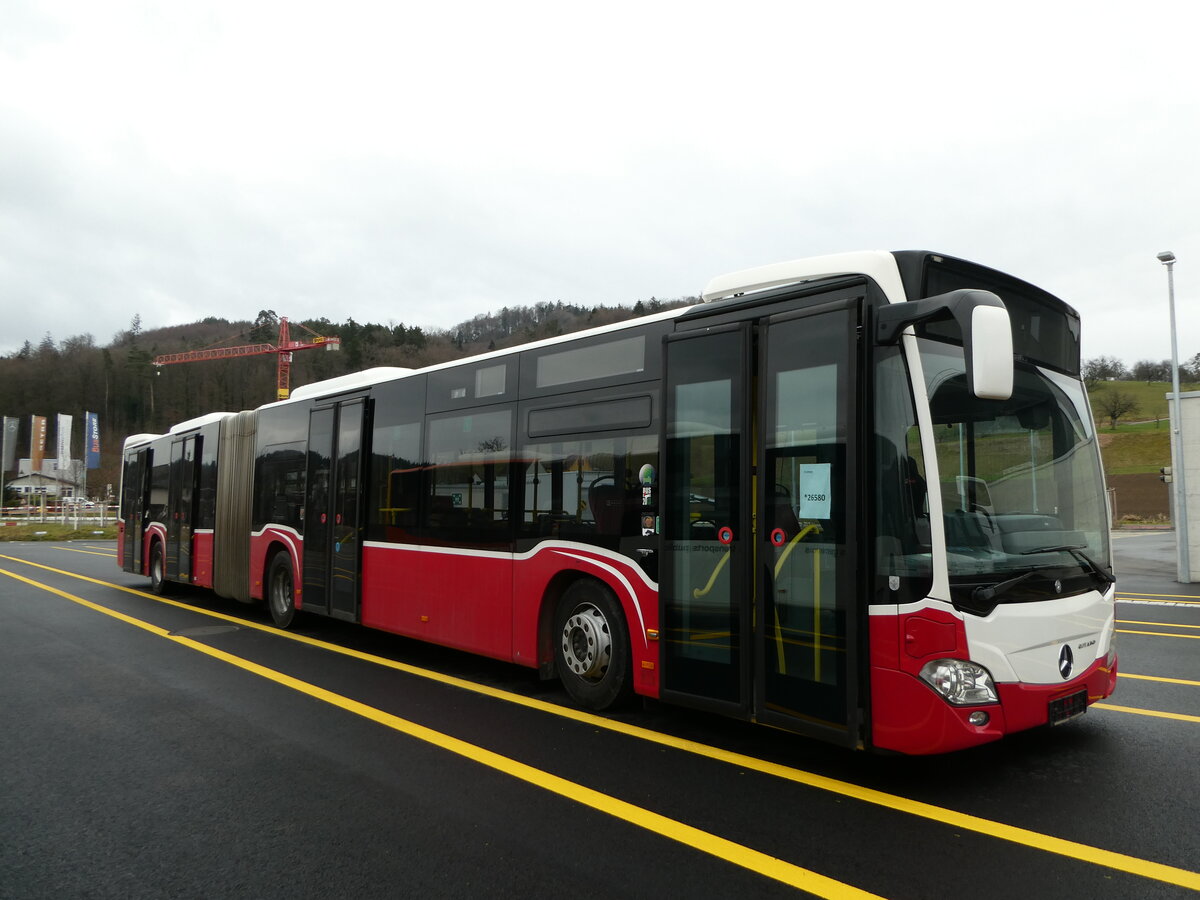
[[153, 317, 341, 400]]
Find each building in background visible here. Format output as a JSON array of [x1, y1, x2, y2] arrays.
[[8, 458, 81, 501]]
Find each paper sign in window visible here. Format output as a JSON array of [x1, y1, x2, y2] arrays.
[[797, 463, 832, 519]]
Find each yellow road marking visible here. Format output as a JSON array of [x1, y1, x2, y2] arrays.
[[1119, 590, 1200, 598], [1093, 703, 1200, 724], [4, 555, 1200, 893], [53, 546, 117, 558], [1119, 673, 1200, 687], [1118, 619, 1200, 630], [0, 564, 877, 900], [1117, 628, 1200, 640]]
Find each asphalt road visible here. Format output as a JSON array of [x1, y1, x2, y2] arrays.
[[0, 535, 1197, 899]]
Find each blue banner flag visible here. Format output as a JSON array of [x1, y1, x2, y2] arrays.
[[85, 412, 101, 469]]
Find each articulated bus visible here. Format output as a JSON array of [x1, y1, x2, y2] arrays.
[[119, 251, 1117, 754]]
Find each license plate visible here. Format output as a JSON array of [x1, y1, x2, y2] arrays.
[[1048, 689, 1088, 725]]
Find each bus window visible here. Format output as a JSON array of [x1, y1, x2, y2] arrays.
[[148, 456, 169, 524], [423, 409, 513, 547], [370, 421, 422, 540], [256, 442, 305, 530], [874, 345, 933, 604], [518, 434, 657, 559], [369, 376, 427, 542]]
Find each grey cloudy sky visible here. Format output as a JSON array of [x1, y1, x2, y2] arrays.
[[2, 1, 1198, 365]]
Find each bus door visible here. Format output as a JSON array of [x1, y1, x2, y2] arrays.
[[122, 448, 151, 572], [756, 300, 860, 746], [303, 398, 366, 621], [661, 324, 752, 716], [167, 435, 197, 582], [661, 301, 860, 746]]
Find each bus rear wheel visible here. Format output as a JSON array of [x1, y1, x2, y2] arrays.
[[267, 552, 296, 629], [149, 542, 167, 595], [554, 579, 633, 710]]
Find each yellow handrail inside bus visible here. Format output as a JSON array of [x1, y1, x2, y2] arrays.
[[773, 523, 822, 577], [692, 548, 731, 599], [772, 524, 823, 676], [813, 547, 822, 682]]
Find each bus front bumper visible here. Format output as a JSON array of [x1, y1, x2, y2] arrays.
[[870, 652, 1118, 755]]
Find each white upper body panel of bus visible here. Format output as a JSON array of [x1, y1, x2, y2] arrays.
[[262, 309, 688, 410], [122, 433, 163, 451], [288, 368, 414, 402], [168, 411, 237, 434], [702, 251, 908, 305], [261, 251, 910, 411]]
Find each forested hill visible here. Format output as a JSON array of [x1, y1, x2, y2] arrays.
[[0, 296, 695, 492]]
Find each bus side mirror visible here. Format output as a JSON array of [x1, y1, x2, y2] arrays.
[[969, 303, 1014, 400], [876, 289, 1013, 401]]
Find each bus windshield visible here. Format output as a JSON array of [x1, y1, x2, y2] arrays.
[[916, 337, 1111, 612]]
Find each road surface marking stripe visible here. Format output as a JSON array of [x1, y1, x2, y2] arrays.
[[1118, 592, 1200, 602], [1092, 703, 1200, 724], [4, 555, 1200, 893], [1117, 628, 1200, 640], [1119, 672, 1200, 687], [0, 565, 877, 900], [1118, 619, 1200, 630]]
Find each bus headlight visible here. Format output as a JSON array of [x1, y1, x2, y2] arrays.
[[919, 659, 999, 705]]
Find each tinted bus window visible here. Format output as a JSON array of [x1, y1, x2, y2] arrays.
[[423, 408, 513, 547], [368, 377, 426, 543]]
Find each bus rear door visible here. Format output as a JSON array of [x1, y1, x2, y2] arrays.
[[166, 435, 197, 582], [302, 398, 366, 621]]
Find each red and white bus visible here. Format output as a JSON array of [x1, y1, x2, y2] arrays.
[[119, 250, 1118, 754]]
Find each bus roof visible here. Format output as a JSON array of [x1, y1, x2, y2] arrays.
[[702, 250, 907, 304], [122, 432, 163, 451], [169, 412, 237, 435], [259, 251, 918, 411]]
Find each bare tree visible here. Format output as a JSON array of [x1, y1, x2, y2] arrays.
[[1082, 355, 1129, 388], [1094, 387, 1140, 429]]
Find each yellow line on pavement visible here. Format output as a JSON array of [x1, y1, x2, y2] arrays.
[[1117, 628, 1200, 640], [1093, 703, 1200, 724], [1117, 593, 1200, 603], [53, 546, 117, 558], [1119, 672, 1200, 687], [0, 564, 878, 900], [4, 555, 1200, 893]]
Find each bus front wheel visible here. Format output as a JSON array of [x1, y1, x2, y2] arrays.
[[267, 552, 296, 629], [554, 579, 633, 710]]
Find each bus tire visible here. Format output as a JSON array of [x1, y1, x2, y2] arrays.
[[267, 552, 296, 629], [554, 579, 633, 710], [149, 541, 167, 596]]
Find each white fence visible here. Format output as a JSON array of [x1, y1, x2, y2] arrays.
[[0, 504, 118, 526]]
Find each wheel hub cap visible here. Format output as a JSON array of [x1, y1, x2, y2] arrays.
[[561, 604, 611, 680]]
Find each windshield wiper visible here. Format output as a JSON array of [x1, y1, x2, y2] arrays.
[[972, 569, 1042, 605], [1021, 544, 1116, 585]]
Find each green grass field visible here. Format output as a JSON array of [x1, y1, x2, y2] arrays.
[[0, 522, 119, 541], [1088, 380, 1186, 475], [1100, 432, 1171, 474], [1089, 378, 1196, 427]]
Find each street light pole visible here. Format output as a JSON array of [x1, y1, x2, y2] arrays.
[[1157, 251, 1191, 582]]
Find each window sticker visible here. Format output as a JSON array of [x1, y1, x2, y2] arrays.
[[797, 463, 832, 519]]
